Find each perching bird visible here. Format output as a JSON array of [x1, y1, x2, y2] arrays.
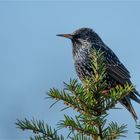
[[57, 27, 140, 121]]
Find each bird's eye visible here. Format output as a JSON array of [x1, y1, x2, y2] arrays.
[[74, 34, 81, 38]]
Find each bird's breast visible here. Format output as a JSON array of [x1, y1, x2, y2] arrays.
[[73, 48, 91, 80], [73, 47, 89, 63]]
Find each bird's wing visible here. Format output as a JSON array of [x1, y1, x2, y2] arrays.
[[104, 46, 131, 84], [91, 44, 131, 84]]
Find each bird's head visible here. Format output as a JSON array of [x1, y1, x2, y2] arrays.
[[57, 27, 103, 49]]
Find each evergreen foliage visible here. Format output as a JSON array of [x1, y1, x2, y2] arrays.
[[16, 49, 138, 140]]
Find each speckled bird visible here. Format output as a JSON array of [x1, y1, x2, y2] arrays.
[[57, 27, 140, 121]]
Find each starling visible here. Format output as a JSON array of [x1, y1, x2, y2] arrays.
[[57, 27, 140, 121]]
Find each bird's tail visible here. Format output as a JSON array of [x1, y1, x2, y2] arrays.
[[135, 91, 140, 98], [129, 90, 140, 104], [120, 96, 138, 122]]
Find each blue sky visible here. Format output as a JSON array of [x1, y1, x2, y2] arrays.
[[0, 1, 140, 139]]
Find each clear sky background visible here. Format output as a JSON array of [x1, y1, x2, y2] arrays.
[[0, 1, 140, 140]]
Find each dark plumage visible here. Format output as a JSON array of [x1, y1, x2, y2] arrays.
[[57, 27, 140, 121]]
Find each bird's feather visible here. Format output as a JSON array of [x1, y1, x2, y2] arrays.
[[107, 65, 131, 84], [92, 44, 131, 84], [120, 97, 138, 121]]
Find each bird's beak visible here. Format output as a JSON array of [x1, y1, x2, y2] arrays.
[[56, 34, 73, 39]]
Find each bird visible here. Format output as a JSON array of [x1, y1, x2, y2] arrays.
[[57, 27, 140, 121]]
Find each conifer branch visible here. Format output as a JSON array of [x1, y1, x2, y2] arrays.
[[16, 118, 64, 140], [104, 122, 127, 140], [70, 133, 92, 140], [136, 122, 140, 140], [57, 115, 98, 137], [136, 123, 140, 135], [48, 88, 94, 116], [16, 49, 134, 140]]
